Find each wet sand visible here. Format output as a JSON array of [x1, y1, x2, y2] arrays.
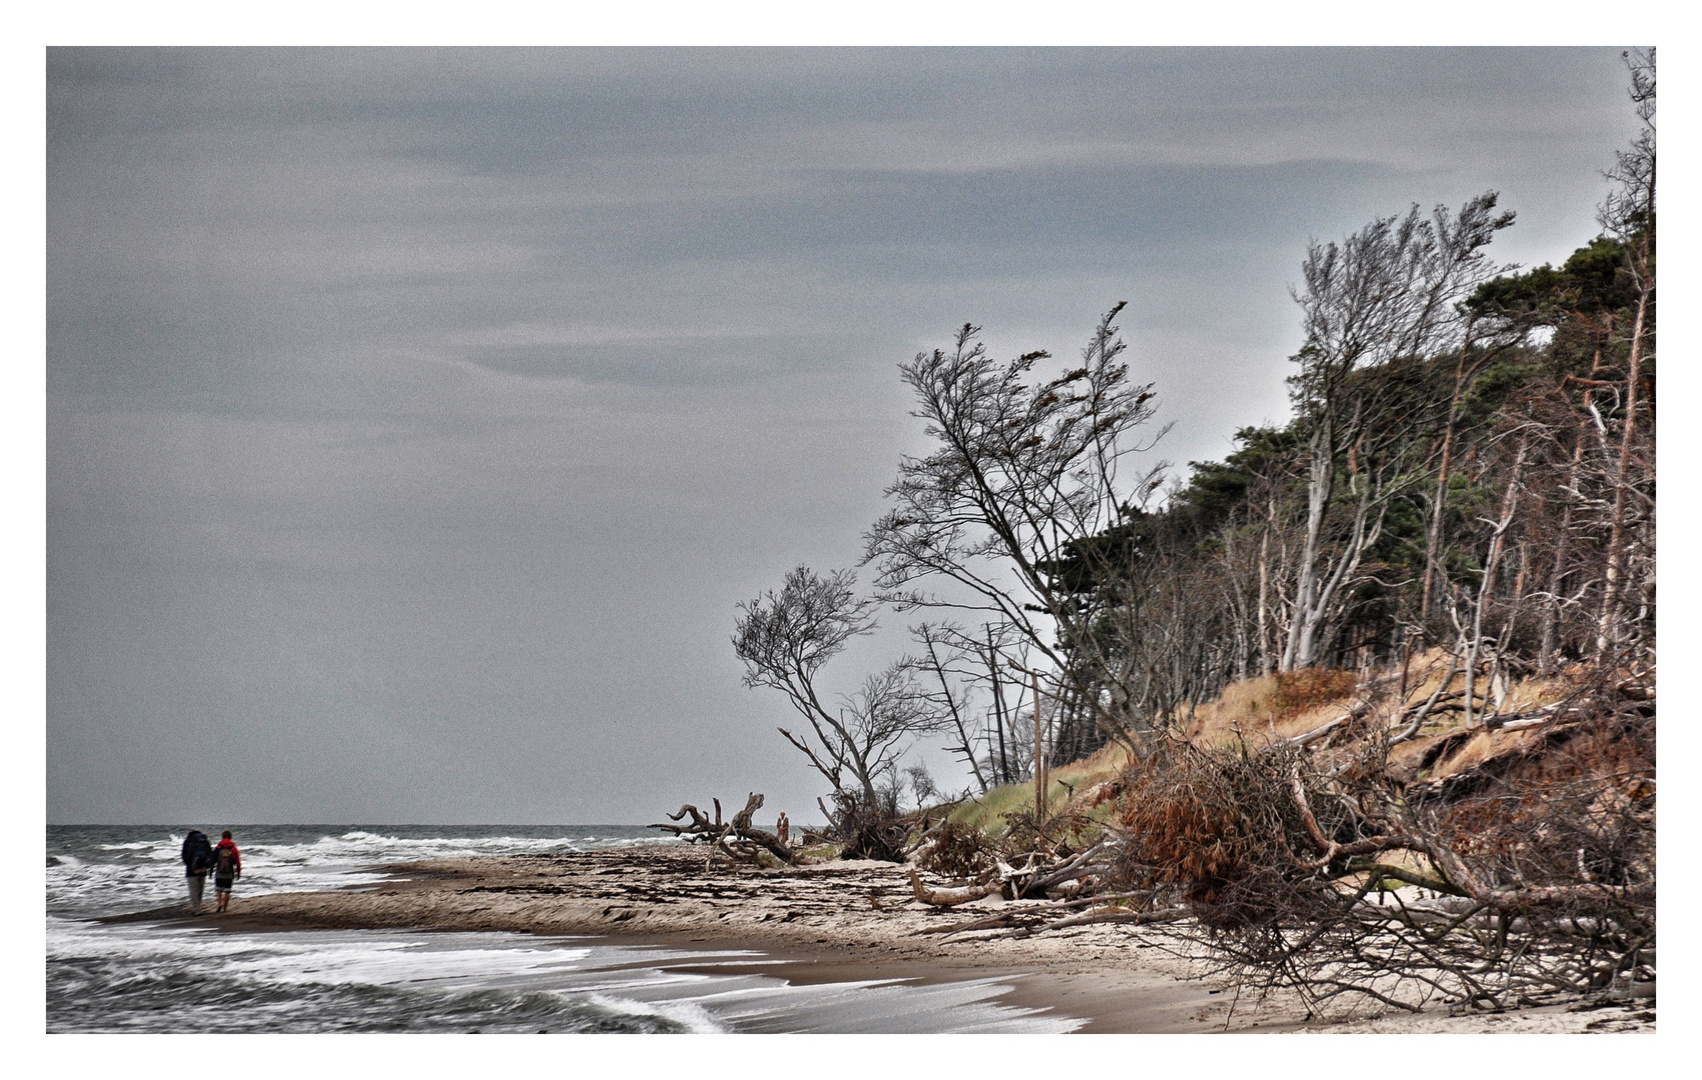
[[110, 845, 1654, 1034]]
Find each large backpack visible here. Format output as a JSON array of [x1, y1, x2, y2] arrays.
[[185, 831, 214, 873], [214, 846, 236, 879]]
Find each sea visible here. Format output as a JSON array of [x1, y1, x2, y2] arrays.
[[46, 825, 1084, 1034]]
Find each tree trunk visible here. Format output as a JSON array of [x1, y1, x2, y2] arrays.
[[1598, 287, 1650, 661], [1283, 416, 1335, 671], [909, 868, 1003, 907], [987, 629, 1011, 785], [1256, 523, 1272, 677], [921, 633, 987, 793], [1465, 440, 1527, 727], [1032, 669, 1046, 821], [1421, 335, 1475, 628]]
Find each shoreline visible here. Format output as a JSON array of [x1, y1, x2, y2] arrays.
[[107, 845, 1653, 1034]]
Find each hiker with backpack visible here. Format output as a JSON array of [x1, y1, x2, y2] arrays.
[[211, 831, 242, 913], [181, 829, 215, 912]]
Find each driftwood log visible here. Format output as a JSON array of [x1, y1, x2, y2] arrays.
[[908, 868, 1003, 906], [649, 791, 796, 865], [908, 837, 1123, 910]]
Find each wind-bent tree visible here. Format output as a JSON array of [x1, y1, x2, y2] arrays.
[[732, 565, 943, 859], [1284, 193, 1515, 668], [863, 304, 1169, 749]]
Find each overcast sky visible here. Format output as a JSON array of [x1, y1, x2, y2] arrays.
[[47, 47, 1641, 824]]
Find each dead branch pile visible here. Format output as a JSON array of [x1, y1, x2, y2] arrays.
[[903, 809, 1162, 926], [1098, 683, 1654, 1013], [891, 669, 1656, 1011], [820, 791, 912, 862], [913, 820, 996, 879]]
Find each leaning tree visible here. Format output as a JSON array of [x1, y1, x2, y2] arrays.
[[863, 304, 1171, 755], [733, 565, 945, 860]]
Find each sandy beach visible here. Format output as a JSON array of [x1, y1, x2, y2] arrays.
[[110, 845, 1653, 1034]]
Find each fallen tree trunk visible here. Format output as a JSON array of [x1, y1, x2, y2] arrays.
[[909, 867, 1003, 907]]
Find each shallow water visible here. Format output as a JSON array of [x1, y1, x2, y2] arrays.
[[46, 826, 1082, 1033]]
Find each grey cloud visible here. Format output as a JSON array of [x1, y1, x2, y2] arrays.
[[458, 332, 856, 384], [47, 47, 1643, 823]]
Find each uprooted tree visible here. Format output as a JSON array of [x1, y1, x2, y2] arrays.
[[648, 791, 796, 866], [1105, 674, 1655, 1012]]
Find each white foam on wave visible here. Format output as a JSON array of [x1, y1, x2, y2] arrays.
[[47, 916, 239, 975], [669, 972, 1083, 1034], [49, 914, 1083, 1033], [48, 826, 683, 919], [48, 827, 1085, 1032], [51, 920, 596, 987], [584, 992, 727, 1033], [230, 939, 596, 989]]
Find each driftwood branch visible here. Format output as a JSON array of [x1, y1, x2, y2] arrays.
[[649, 791, 796, 865]]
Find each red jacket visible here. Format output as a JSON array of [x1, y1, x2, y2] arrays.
[[213, 839, 242, 876]]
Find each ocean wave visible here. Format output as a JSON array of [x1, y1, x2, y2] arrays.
[[48, 933, 692, 1033], [46, 909, 1084, 1033], [585, 992, 727, 1033], [46, 825, 682, 920]]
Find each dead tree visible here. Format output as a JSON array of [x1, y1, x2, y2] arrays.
[[1595, 48, 1656, 664], [734, 566, 950, 860], [912, 622, 990, 793], [648, 792, 796, 866], [1105, 683, 1654, 1013]]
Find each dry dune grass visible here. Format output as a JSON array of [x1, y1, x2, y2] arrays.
[[1175, 651, 1581, 781], [998, 652, 1591, 800], [949, 651, 1596, 830], [949, 739, 1135, 835], [1183, 669, 1358, 748]]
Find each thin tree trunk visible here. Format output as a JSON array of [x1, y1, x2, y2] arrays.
[[1466, 440, 1528, 727], [1296, 469, 1379, 670], [1256, 523, 1272, 676], [987, 628, 1010, 784], [1421, 333, 1475, 627], [1538, 344, 1606, 675], [1031, 669, 1045, 821], [922, 634, 987, 794], [1284, 415, 1335, 671], [1538, 436, 1585, 675], [1598, 287, 1650, 661]]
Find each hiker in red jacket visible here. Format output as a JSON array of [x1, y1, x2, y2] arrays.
[[211, 831, 242, 914]]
